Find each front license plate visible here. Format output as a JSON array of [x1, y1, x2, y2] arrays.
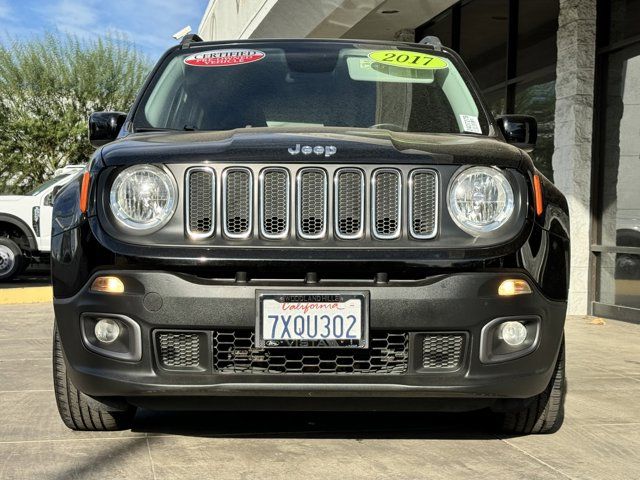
[[257, 292, 369, 348]]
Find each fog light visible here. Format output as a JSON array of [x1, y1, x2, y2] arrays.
[[91, 276, 125, 294], [499, 321, 528, 346], [94, 318, 120, 344], [498, 279, 532, 296]]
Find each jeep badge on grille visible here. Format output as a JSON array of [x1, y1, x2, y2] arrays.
[[288, 144, 337, 157]]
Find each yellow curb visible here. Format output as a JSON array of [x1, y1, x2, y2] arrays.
[[0, 286, 53, 305]]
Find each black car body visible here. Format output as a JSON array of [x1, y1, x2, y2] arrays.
[[52, 37, 569, 433]]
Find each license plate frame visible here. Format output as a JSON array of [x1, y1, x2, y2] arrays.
[[256, 291, 369, 348]]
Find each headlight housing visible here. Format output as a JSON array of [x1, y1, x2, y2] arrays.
[[110, 165, 177, 232], [448, 166, 514, 235]]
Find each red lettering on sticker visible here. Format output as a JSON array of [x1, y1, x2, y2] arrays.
[[184, 49, 265, 67], [280, 303, 345, 314]]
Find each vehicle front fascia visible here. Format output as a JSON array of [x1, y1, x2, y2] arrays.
[[50, 38, 570, 417]]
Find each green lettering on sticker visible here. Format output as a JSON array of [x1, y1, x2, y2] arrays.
[[368, 50, 448, 70]]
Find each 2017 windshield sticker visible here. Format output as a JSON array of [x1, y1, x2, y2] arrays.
[[184, 49, 266, 67], [368, 50, 448, 70], [460, 115, 482, 134]]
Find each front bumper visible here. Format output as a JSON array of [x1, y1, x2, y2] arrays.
[[54, 270, 566, 407]]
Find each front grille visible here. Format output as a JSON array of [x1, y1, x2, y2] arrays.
[[213, 330, 409, 374], [260, 168, 289, 239], [157, 332, 201, 369], [409, 170, 438, 239], [223, 168, 252, 238], [186, 168, 215, 238], [335, 169, 364, 239], [372, 169, 401, 239], [297, 168, 327, 239], [184, 165, 439, 244], [422, 334, 465, 370]]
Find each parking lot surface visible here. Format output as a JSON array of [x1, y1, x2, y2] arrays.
[[0, 303, 638, 479]]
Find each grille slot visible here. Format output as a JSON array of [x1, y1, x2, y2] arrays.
[[260, 168, 290, 239], [186, 168, 215, 238], [372, 169, 401, 239], [297, 168, 327, 239], [409, 169, 438, 239], [213, 330, 408, 374], [157, 332, 202, 369], [335, 169, 365, 239], [422, 334, 465, 370], [223, 168, 253, 238]]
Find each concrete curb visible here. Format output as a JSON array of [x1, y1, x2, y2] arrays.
[[0, 286, 53, 305]]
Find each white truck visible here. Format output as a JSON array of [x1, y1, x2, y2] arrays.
[[0, 165, 85, 281]]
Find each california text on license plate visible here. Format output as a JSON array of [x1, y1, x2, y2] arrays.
[[256, 292, 369, 348]]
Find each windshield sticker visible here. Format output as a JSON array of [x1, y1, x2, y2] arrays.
[[460, 115, 482, 134], [368, 50, 448, 70], [184, 49, 265, 67]]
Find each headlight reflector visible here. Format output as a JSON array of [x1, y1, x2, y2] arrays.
[[110, 165, 177, 231], [448, 166, 514, 235]]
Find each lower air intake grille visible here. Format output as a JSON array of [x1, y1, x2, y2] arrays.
[[213, 330, 408, 374], [422, 334, 465, 370], [157, 332, 202, 369]]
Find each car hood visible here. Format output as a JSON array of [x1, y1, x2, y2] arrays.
[[101, 128, 531, 171], [0, 196, 36, 216], [0, 195, 28, 203]]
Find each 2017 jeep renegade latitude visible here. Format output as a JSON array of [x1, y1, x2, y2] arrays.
[[51, 37, 569, 434]]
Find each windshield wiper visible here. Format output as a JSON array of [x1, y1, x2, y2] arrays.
[[134, 125, 198, 133], [134, 127, 182, 133]]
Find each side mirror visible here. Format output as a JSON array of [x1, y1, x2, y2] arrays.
[[89, 111, 127, 148], [496, 115, 537, 152]]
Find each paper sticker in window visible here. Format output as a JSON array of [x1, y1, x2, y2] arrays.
[[460, 115, 482, 134], [184, 49, 265, 67], [368, 50, 448, 70]]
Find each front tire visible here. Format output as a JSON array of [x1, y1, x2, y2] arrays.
[[502, 339, 566, 435], [0, 238, 23, 282], [53, 325, 136, 431]]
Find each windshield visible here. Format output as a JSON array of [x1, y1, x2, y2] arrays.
[[28, 175, 69, 196], [134, 42, 489, 135]]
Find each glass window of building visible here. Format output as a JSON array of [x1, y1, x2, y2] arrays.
[[459, 0, 508, 90], [417, 0, 558, 181], [515, 78, 556, 181], [595, 42, 640, 311], [603, 0, 640, 45], [420, 10, 453, 48], [517, 0, 559, 76]]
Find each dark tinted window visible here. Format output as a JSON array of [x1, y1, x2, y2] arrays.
[[605, 0, 640, 45], [517, 0, 559, 76]]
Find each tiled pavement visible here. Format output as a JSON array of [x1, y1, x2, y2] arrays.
[[0, 303, 638, 479]]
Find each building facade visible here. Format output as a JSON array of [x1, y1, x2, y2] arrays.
[[198, 0, 640, 321]]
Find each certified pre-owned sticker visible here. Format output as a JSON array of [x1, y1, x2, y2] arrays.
[[368, 50, 448, 70], [184, 49, 266, 67]]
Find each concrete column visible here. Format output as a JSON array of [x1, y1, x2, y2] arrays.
[[551, 0, 597, 315]]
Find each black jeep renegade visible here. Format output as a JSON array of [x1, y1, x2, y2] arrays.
[[51, 36, 569, 434]]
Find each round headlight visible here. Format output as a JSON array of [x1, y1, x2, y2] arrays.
[[110, 165, 177, 231], [448, 166, 514, 235]]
